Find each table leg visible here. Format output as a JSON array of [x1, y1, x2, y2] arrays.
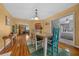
[[44, 37, 47, 56], [35, 40, 38, 50]]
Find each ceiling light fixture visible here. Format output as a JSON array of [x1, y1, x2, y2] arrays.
[[32, 9, 40, 20]]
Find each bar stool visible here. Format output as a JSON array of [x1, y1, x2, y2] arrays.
[[9, 33, 17, 46], [2, 36, 9, 48]]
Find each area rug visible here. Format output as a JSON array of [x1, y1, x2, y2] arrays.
[[28, 44, 70, 56]]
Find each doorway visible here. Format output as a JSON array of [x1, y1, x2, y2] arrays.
[[12, 24, 30, 35]]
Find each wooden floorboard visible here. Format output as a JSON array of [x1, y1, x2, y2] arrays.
[[59, 42, 79, 56], [10, 35, 31, 56]]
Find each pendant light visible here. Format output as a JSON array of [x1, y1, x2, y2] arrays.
[[33, 9, 40, 20]]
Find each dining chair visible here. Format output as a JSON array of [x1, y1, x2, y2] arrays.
[[35, 34, 43, 50], [52, 27, 60, 55], [47, 27, 60, 56]]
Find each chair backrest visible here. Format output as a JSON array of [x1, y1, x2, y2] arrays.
[[52, 27, 60, 56], [52, 27, 60, 42]]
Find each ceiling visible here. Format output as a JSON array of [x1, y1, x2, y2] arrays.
[[3, 3, 76, 20]]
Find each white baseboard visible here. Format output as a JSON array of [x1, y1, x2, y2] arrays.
[[59, 39, 79, 48]]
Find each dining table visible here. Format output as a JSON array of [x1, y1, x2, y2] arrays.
[[35, 33, 52, 56]]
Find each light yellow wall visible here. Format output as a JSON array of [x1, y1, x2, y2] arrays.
[[43, 19, 51, 34], [44, 4, 79, 46], [0, 4, 12, 49]]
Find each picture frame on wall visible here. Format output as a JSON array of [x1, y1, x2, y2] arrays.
[[35, 23, 42, 30], [5, 16, 10, 25]]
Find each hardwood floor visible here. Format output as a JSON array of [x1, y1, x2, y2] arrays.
[[59, 42, 79, 56], [10, 40, 31, 56], [10, 34, 31, 56]]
